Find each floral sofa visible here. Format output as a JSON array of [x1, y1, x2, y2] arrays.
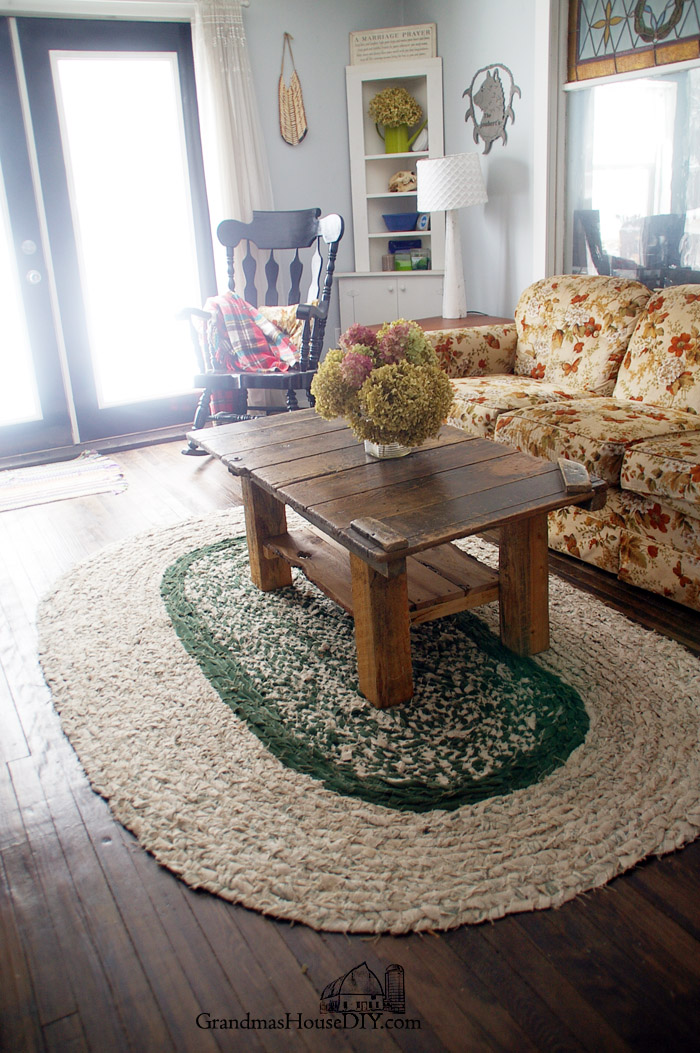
[[423, 275, 700, 611]]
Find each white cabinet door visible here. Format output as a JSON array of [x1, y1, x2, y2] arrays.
[[397, 274, 444, 320], [338, 274, 443, 331]]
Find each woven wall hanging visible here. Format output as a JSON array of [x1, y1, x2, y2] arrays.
[[278, 32, 308, 145]]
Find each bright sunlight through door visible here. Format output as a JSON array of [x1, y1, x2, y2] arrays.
[[51, 51, 201, 407]]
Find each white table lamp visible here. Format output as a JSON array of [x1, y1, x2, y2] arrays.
[[416, 153, 487, 319]]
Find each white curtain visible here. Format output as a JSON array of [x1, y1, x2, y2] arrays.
[[192, 0, 274, 289]]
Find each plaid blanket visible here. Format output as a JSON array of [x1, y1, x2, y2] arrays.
[[201, 291, 300, 373]]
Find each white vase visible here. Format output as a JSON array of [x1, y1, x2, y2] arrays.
[[364, 440, 411, 459]]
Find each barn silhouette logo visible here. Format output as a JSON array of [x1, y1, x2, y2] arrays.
[[320, 962, 405, 1015]]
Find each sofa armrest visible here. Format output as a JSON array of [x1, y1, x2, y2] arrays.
[[423, 324, 518, 379]]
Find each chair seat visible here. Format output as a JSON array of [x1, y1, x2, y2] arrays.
[[194, 369, 315, 390]]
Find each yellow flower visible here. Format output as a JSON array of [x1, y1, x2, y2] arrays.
[[368, 87, 423, 129]]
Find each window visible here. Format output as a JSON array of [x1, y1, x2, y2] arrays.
[[565, 61, 700, 287]]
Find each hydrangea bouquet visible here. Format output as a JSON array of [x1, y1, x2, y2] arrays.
[[368, 86, 423, 129], [311, 319, 454, 449]]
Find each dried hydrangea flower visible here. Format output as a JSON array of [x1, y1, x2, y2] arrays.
[[340, 351, 374, 389], [339, 324, 378, 352], [368, 87, 423, 129]]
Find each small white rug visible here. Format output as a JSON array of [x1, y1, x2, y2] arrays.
[[37, 507, 700, 933], [0, 450, 126, 512]]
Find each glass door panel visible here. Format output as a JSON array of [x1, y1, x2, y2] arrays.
[[11, 18, 215, 447], [52, 51, 202, 408], [0, 163, 41, 426], [0, 17, 73, 457]]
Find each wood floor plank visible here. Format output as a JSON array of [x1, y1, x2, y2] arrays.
[[0, 666, 30, 764], [38, 782, 175, 1051], [1, 835, 78, 1028], [18, 760, 148, 1053], [471, 917, 630, 1053], [276, 925, 406, 1052], [442, 925, 589, 1053], [70, 785, 223, 1053], [339, 933, 510, 1051], [625, 844, 700, 940], [515, 900, 698, 1050], [0, 761, 25, 851], [577, 882, 700, 1003], [0, 855, 43, 1053], [42, 1013, 89, 1053]]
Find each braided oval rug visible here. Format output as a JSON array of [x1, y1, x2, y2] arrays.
[[37, 507, 700, 934]]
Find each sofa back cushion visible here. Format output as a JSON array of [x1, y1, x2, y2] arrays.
[[514, 275, 651, 395], [612, 285, 700, 413]]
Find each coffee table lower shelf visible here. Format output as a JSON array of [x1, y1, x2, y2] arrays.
[[264, 526, 500, 626]]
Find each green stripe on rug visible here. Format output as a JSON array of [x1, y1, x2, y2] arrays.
[[161, 537, 588, 812]]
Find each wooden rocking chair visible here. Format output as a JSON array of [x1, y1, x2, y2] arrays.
[[182, 208, 344, 455]]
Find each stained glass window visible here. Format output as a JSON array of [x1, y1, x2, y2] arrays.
[[569, 0, 700, 81]]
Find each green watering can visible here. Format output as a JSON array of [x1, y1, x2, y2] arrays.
[[377, 120, 428, 154]]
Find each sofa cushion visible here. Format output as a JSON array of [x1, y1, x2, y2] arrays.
[[548, 486, 700, 589], [448, 375, 585, 438], [494, 397, 700, 485], [547, 500, 624, 574], [620, 431, 700, 517], [513, 275, 651, 395], [614, 486, 700, 557], [612, 285, 700, 413], [425, 324, 517, 379], [619, 534, 700, 610]]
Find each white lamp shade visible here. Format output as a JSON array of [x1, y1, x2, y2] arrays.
[[416, 153, 487, 212]]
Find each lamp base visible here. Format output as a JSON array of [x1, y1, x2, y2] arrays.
[[441, 209, 467, 319]]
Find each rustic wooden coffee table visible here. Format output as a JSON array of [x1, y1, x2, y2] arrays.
[[188, 410, 605, 708]]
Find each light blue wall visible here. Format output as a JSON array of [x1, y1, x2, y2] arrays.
[[244, 0, 539, 317], [244, 0, 401, 279], [403, 0, 538, 314]]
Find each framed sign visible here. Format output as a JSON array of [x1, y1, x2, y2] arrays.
[[349, 24, 437, 65]]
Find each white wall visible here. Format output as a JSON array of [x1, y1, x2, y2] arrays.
[[244, 0, 542, 316], [243, 0, 401, 280], [403, 0, 538, 316]]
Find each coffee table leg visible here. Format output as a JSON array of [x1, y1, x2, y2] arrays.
[[350, 553, 413, 708], [241, 477, 293, 591], [499, 513, 550, 655]]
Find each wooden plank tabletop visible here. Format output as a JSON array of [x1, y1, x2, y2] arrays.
[[190, 411, 604, 565]]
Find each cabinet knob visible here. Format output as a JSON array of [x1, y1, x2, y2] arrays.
[[399, 284, 407, 293], [387, 285, 395, 294]]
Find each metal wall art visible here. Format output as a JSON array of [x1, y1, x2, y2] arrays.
[[463, 64, 521, 154]]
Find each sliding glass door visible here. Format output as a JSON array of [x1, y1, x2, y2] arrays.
[[0, 18, 73, 455], [0, 17, 215, 458]]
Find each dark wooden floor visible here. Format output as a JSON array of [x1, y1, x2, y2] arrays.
[[1, 438, 699, 1053]]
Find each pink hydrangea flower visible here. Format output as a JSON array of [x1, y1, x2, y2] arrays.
[[339, 324, 378, 351], [378, 321, 412, 363], [339, 351, 373, 389]]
